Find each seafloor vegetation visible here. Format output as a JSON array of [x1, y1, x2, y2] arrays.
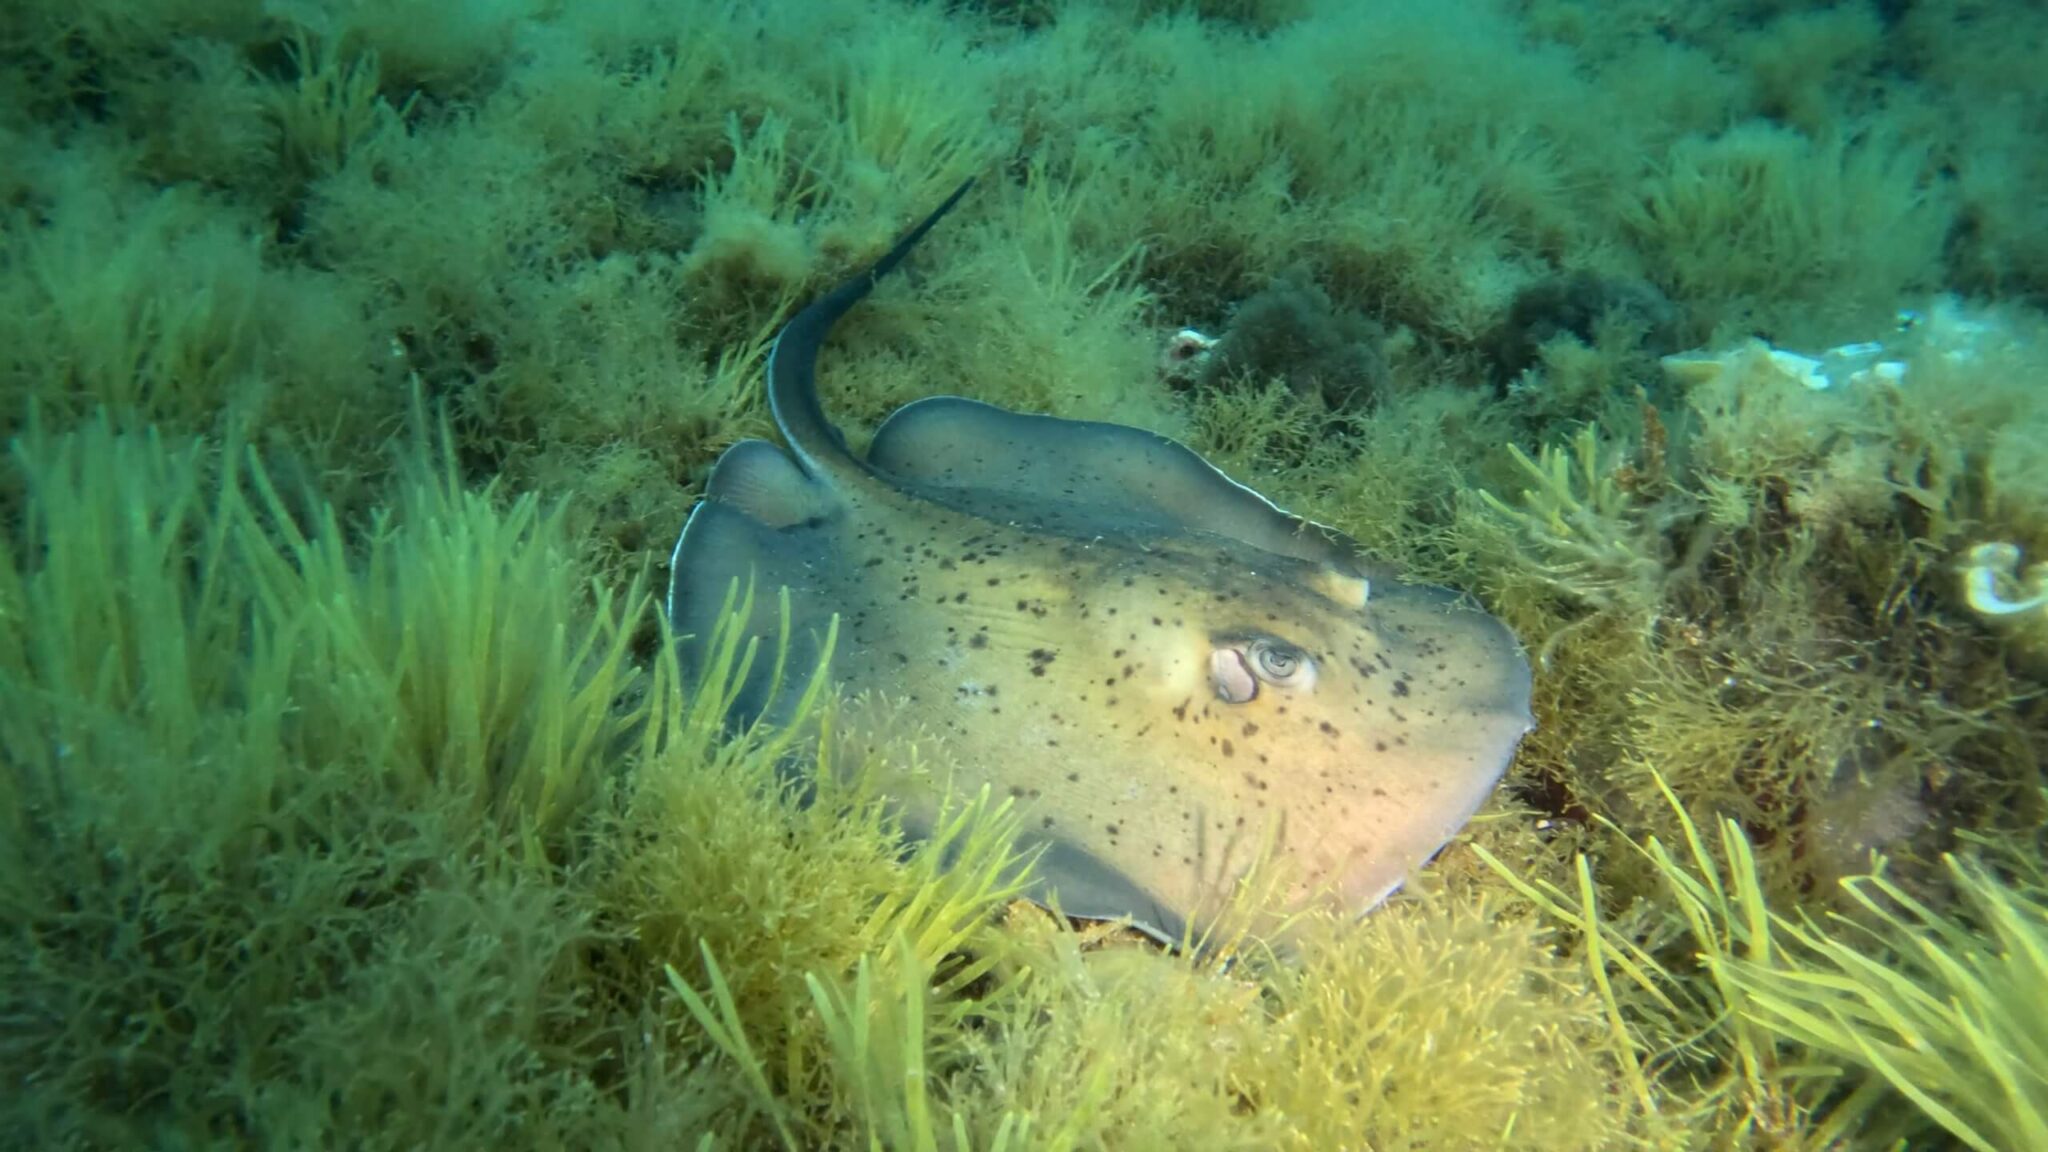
[[3, 0, 2046, 1147]]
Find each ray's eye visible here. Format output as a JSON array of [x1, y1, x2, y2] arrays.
[[1250, 639, 1315, 689], [1254, 643, 1297, 679], [1211, 638, 1317, 702]]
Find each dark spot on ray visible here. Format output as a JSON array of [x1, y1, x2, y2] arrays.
[[1221, 738, 1235, 757], [968, 632, 989, 649]]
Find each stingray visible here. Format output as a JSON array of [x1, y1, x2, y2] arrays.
[[668, 180, 1534, 943]]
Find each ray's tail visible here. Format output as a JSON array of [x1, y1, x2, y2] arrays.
[[767, 178, 978, 477]]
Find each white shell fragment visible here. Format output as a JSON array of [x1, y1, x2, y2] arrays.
[[1662, 296, 2028, 394]]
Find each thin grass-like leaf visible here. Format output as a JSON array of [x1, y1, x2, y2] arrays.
[[667, 943, 798, 1151]]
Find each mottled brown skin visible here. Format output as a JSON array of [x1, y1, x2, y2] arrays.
[[669, 181, 1533, 943]]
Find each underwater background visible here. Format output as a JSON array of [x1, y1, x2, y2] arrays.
[[3, 0, 2046, 1147]]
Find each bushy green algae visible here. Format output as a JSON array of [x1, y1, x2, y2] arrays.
[[0, 416, 644, 1144], [5, 0, 2048, 1146], [7, 0, 2016, 558]]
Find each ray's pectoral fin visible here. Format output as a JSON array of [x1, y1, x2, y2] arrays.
[[668, 440, 845, 727], [1369, 577, 1536, 785], [866, 396, 1364, 576]]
